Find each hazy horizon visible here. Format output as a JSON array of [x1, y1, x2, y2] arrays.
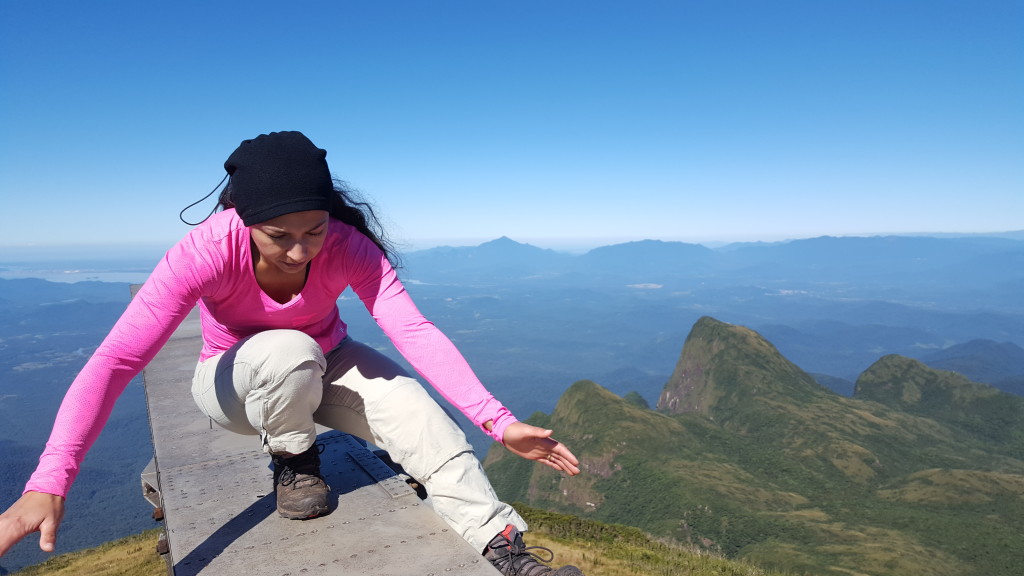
[[2, 227, 1023, 262]]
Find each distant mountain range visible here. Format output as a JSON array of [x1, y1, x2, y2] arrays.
[[921, 339, 1024, 396], [397, 234, 1024, 392], [483, 317, 1024, 576], [406, 235, 1024, 308]]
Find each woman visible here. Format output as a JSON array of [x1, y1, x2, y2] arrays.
[[0, 131, 585, 575]]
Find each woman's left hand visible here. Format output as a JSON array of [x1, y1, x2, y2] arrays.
[[500, 422, 581, 476]]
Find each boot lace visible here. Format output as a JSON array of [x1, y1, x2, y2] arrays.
[[487, 536, 555, 576], [276, 443, 325, 487]]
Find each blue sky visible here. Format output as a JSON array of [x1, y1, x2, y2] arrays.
[[1, 0, 1021, 252]]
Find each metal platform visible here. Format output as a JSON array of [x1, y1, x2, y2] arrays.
[[138, 298, 498, 575]]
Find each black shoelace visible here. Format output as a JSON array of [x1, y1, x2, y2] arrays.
[[277, 444, 325, 487], [488, 538, 556, 576]]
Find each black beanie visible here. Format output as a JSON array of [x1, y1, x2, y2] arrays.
[[224, 131, 334, 226]]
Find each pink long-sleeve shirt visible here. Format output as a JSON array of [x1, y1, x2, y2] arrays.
[[26, 209, 516, 497]]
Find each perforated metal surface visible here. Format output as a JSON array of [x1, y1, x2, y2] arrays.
[[138, 297, 498, 575]]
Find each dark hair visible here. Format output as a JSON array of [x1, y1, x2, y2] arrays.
[[218, 179, 402, 269]]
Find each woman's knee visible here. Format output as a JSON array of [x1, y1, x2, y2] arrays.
[[202, 330, 326, 413], [243, 330, 326, 373]]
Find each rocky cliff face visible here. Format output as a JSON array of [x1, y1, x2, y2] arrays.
[[657, 316, 825, 421]]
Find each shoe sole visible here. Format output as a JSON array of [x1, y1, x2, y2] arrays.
[[278, 505, 330, 520]]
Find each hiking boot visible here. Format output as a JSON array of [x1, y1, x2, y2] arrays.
[[271, 443, 331, 519], [484, 524, 585, 576]]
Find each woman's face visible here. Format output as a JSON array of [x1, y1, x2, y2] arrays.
[[249, 210, 330, 275]]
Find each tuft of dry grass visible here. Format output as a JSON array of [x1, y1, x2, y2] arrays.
[[525, 531, 778, 576], [12, 529, 166, 576]]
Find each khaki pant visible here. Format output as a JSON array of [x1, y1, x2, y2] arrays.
[[191, 329, 525, 551]]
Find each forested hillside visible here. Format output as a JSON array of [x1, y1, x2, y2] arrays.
[[484, 317, 1024, 576]]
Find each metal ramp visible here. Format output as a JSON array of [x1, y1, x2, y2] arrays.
[[137, 297, 498, 575]]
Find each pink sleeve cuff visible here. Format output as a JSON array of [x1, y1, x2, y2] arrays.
[[24, 454, 76, 498], [484, 408, 518, 444]]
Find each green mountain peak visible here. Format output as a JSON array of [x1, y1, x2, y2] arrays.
[[857, 353, 994, 407], [856, 354, 1024, 448], [657, 316, 825, 420]]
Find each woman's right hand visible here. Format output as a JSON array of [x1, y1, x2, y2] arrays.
[[0, 491, 65, 557]]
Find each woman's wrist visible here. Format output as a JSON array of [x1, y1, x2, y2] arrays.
[[482, 412, 518, 444]]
